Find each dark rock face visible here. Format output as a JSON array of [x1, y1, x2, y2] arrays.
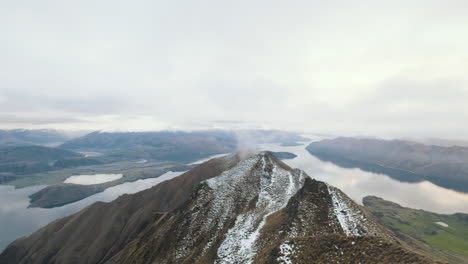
[[307, 137, 468, 193], [0, 152, 436, 264]]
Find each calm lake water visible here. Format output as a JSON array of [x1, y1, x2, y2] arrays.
[[64, 173, 123, 185], [259, 140, 468, 215], [2, 143, 468, 252], [0, 171, 184, 252]]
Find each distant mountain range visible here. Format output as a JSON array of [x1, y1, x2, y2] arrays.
[[0, 145, 81, 165], [59, 130, 307, 163], [0, 130, 307, 209], [0, 152, 437, 263], [0, 146, 88, 182], [0, 129, 72, 147], [0, 129, 307, 162], [307, 137, 468, 193], [60, 131, 238, 163]]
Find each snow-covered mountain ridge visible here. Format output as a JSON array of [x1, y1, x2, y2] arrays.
[[103, 152, 430, 263], [1, 151, 436, 264]]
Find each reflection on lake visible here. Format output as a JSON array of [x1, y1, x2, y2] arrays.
[[0, 171, 184, 252], [64, 174, 123, 185], [259, 141, 468, 215]]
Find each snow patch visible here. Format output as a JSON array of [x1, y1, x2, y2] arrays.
[[177, 155, 261, 260], [327, 185, 363, 236], [214, 153, 305, 264], [435, 221, 449, 227], [63, 174, 123, 185], [278, 242, 294, 264], [189, 153, 230, 165]]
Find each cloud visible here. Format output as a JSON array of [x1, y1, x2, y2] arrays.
[[0, 114, 83, 125], [1, 0, 468, 139]]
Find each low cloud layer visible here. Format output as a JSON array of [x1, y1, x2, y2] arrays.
[[1, 1, 468, 139]]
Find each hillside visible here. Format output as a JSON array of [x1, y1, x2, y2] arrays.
[[60, 131, 238, 163], [0, 145, 81, 164], [0, 152, 437, 263], [364, 196, 468, 264], [59, 130, 307, 163], [0, 146, 84, 182], [20, 151, 294, 209], [28, 161, 190, 208], [0, 153, 243, 264], [0, 129, 70, 147], [306, 137, 468, 193]]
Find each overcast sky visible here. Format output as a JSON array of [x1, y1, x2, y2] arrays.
[[1, 0, 468, 139]]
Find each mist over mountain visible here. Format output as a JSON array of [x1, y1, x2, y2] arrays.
[[2, 1, 468, 139]]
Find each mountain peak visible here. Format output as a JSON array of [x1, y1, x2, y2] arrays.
[[104, 152, 409, 263], [203, 152, 306, 263], [0, 151, 436, 264]]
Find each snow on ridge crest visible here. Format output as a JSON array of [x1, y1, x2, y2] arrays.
[[205, 153, 260, 190], [213, 152, 306, 264], [327, 184, 368, 236]]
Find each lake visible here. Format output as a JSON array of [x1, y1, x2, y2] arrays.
[[0, 153, 230, 252], [64, 173, 123, 185], [258, 140, 468, 215], [0, 171, 184, 251]]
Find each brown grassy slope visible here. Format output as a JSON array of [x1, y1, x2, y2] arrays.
[[265, 235, 443, 264], [108, 177, 439, 264], [254, 179, 436, 264], [0, 153, 242, 264]]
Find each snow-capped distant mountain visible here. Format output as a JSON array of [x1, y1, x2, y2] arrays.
[[0, 152, 435, 263]]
